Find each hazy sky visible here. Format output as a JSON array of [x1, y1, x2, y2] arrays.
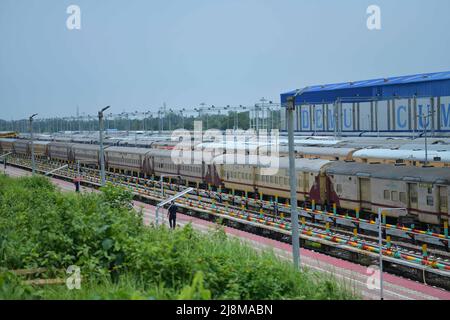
[[1, 0, 449, 120]]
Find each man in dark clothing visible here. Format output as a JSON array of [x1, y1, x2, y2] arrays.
[[74, 177, 81, 193], [167, 201, 178, 230]]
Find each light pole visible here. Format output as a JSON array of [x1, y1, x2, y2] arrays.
[[286, 87, 308, 270], [179, 109, 185, 129], [376, 207, 408, 300], [418, 112, 433, 167], [99, 106, 110, 186], [29, 113, 38, 175]]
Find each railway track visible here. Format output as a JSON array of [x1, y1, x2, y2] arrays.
[[4, 154, 450, 290]]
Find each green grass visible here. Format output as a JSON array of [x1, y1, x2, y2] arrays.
[[0, 174, 359, 300]]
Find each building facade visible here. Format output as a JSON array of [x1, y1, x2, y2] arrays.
[[280, 71, 450, 136]]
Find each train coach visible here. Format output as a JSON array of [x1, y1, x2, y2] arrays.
[[254, 158, 331, 205], [149, 149, 219, 188], [48, 142, 75, 162], [71, 143, 102, 167], [11, 140, 50, 159], [325, 162, 450, 226], [12, 140, 29, 155], [213, 155, 331, 205], [104, 147, 152, 177], [0, 138, 17, 153]]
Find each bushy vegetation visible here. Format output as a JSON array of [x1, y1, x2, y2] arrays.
[[0, 174, 358, 300]]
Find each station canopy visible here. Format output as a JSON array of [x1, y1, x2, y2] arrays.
[[281, 71, 450, 106]]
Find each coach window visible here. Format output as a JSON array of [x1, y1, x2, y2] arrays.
[[427, 196, 434, 206], [399, 192, 407, 204], [427, 187, 433, 194], [441, 193, 448, 210], [336, 184, 342, 193], [384, 190, 390, 200], [391, 191, 399, 202]]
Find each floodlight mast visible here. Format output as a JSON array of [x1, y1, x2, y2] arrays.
[[29, 113, 38, 175], [99, 106, 111, 186], [286, 87, 308, 270]]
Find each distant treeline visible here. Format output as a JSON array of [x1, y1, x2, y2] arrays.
[[0, 111, 281, 133]]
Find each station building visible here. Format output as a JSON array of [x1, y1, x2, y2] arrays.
[[280, 71, 450, 136]]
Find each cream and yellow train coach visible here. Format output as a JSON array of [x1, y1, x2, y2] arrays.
[[213, 155, 331, 205], [325, 162, 450, 225]]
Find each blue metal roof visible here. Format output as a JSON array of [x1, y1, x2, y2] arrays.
[[281, 71, 450, 105]]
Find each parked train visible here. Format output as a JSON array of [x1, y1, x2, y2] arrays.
[[1, 138, 449, 228]]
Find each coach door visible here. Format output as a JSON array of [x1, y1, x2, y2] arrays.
[[439, 186, 448, 215], [359, 178, 371, 210], [409, 183, 418, 210]]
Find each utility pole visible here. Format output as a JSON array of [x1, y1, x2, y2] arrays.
[[99, 106, 110, 186], [286, 87, 308, 270], [260, 97, 268, 132], [29, 113, 38, 175], [77, 106, 81, 132], [418, 111, 433, 167], [377, 207, 408, 300]]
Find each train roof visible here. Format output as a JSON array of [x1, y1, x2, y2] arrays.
[[287, 146, 356, 157], [198, 141, 274, 152], [104, 146, 151, 155], [213, 154, 330, 172], [353, 149, 450, 163], [13, 139, 29, 145], [48, 141, 75, 148], [0, 138, 17, 142], [278, 157, 331, 172], [147, 148, 174, 157], [326, 162, 450, 185], [33, 141, 51, 146], [71, 143, 102, 151]]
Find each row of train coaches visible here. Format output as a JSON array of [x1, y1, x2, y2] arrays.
[[1, 137, 449, 229]]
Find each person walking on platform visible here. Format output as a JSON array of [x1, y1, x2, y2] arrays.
[[73, 176, 81, 193], [167, 201, 178, 230]]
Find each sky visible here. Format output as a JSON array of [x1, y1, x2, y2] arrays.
[[0, 0, 450, 120]]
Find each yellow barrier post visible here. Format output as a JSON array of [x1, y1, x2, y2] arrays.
[[301, 217, 306, 228], [326, 222, 330, 234], [353, 228, 358, 240], [422, 244, 428, 259], [356, 208, 360, 220], [444, 221, 448, 238], [386, 236, 391, 249], [333, 203, 337, 216], [312, 199, 315, 211]]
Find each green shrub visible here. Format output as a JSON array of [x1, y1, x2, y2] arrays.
[[0, 175, 358, 300]]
